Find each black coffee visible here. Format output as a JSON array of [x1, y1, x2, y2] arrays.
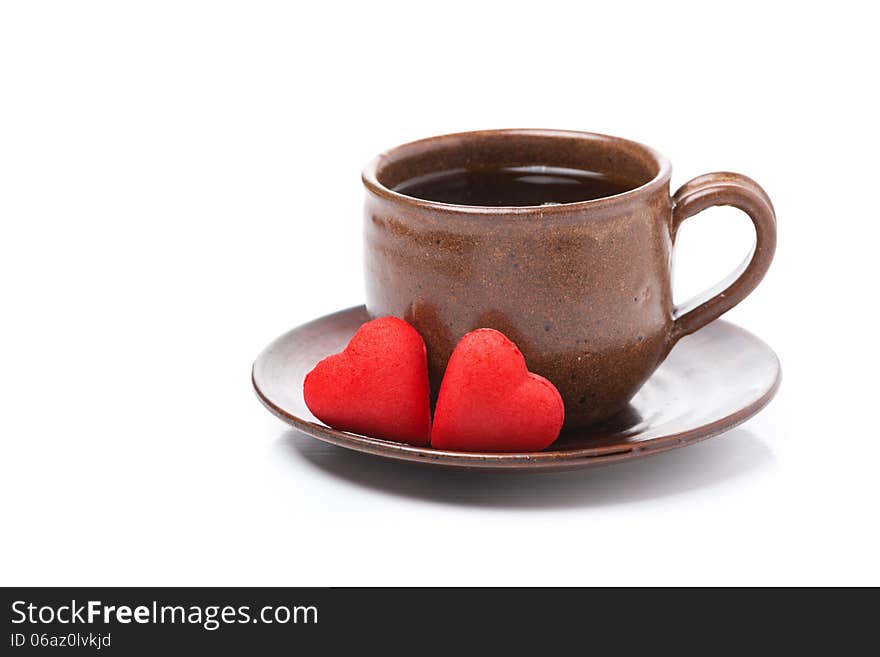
[[392, 165, 634, 207]]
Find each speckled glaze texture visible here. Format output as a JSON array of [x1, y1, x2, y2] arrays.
[[362, 130, 776, 429], [251, 306, 781, 470]]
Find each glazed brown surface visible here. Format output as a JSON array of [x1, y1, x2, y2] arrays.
[[251, 306, 781, 471], [362, 130, 776, 428]]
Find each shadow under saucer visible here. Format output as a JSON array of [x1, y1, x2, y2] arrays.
[[271, 427, 775, 510]]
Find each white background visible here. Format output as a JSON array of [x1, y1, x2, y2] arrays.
[[1, 1, 878, 586]]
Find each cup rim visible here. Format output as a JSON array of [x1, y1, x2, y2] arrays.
[[362, 128, 672, 215]]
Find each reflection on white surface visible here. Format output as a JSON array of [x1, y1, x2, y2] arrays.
[[269, 427, 775, 510]]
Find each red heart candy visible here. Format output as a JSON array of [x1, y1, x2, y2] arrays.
[[303, 316, 432, 445], [431, 329, 564, 452]]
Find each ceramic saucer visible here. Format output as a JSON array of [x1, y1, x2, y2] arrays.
[[252, 306, 780, 471]]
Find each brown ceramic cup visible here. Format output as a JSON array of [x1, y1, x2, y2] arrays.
[[362, 129, 776, 429]]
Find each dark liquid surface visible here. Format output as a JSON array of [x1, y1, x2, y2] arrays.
[[392, 166, 635, 207]]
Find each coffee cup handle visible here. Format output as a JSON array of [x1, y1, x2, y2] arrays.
[[670, 172, 777, 342]]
